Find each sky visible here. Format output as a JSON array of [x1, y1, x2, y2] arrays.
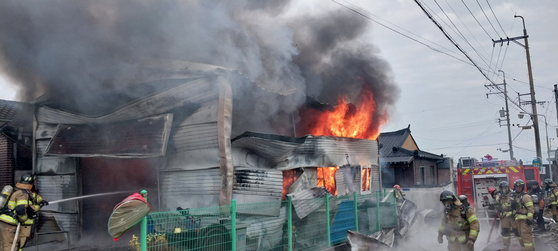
[[0, 0, 557, 166], [329, 0, 558, 165]]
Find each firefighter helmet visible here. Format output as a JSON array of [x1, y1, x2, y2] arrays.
[[440, 190, 456, 202], [499, 181, 509, 188], [527, 180, 538, 187], [488, 187, 496, 195], [19, 173, 36, 184], [514, 179, 525, 190], [394, 185, 400, 189], [544, 178, 555, 186], [458, 195, 468, 205]]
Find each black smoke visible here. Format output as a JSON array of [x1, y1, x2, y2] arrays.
[[0, 0, 398, 134]]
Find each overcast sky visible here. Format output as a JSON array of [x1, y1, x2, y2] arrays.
[[1, 0, 557, 165], [334, 0, 558, 165]]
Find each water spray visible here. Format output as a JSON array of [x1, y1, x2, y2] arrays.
[[48, 191, 136, 205]]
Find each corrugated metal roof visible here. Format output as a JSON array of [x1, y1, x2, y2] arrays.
[[288, 187, 330, 219], [232, 132, 379, 170], [44, 114, 173, 158], [36, 78, 219, 124]]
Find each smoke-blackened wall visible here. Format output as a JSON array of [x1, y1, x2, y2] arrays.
[[0, 0, 398, 136]]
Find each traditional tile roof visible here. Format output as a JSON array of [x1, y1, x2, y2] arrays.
[[378, 126, 442, 163]]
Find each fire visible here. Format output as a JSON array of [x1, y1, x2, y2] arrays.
[[295, 87, 386, 196], [282, 170, 298, 200], [307, 88, 383, 140], [361, 168, 370, 191], [317, 167, 339, 195]]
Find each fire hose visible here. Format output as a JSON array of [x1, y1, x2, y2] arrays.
[[10, 223, 21, 251], [486, 210, 499, 243]]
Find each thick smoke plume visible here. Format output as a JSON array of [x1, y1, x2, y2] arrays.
[[0, 0, 398, 135]]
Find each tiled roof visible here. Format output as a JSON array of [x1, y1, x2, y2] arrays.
[[379, 126, 443, 163], [378, 127, 411, 158], [0, 99, 33, 132]]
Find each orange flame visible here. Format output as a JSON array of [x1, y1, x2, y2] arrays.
[[361, 168, 370, 191], [305, 88, 385, 195], [308, 88, 383, 140], [282, 170, 298, 200], [317, 167, 339, 195]]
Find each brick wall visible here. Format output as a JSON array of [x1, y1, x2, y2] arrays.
[[0, 135, 14, 187]]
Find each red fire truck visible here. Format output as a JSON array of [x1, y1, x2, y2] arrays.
[[456, 157, 541, 210]]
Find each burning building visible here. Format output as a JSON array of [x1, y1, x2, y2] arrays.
[[28, 62, 381, 242], [0, 0, 398, 246]]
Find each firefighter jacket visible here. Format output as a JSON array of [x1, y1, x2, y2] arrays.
[[395, 189, 405, 206], [548, 184, 558, 207], [514, 191, 534, 221], [0, 183, 43, 226], [528, 185, 545, 209], [497, 191, 514, 218], [438, 201, 480, 243]]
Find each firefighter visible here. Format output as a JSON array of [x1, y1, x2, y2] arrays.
[[543, 178, 558, 222], [487, 187, 500, 210], [511, 179, 534, 251], [527, 179, 545, 231], [437, 190, 479, 251], [497, 181, 515, 250], [0, 173, 48, 251], [394, 184, 405, 209]]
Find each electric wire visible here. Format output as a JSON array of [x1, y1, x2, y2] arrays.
[[339, 0, 462, 59], [431, 0, 492, 68], [475, 0, 502, 38], [442, 0, 491, 58], [485, 0, 508, 37], [460, 0, 493, 39], [331, 0, 474, 67], [451, 123, 499, 157], [513, 145, 536, 153], [415, 0, 528, 114]]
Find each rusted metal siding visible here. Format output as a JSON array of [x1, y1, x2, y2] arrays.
[[44, 114, 173, 158], [232, 168, 282, 216]]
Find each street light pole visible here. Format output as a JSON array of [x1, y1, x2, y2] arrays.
[[499, 70, 514, 160], [520, 112, 551, 179]]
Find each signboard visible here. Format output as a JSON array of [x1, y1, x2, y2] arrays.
[[532, 158, 542, 172]]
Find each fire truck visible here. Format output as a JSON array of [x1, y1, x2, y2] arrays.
[[456, 157, 541, 211]]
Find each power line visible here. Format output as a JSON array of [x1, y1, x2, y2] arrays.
[[475, 0, 502, 38], [330, 0, 474, 67], [339, 0, 462, 58], [441, 0, 492, 60], [431, 0, 492, 68], [485, 0, 508, 37], [460, 0, 493, 38], [414, 0, 527, 114]]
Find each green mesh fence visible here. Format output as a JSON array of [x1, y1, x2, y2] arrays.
[[141, 192, 397, 251], [147, 205, 233, 251]]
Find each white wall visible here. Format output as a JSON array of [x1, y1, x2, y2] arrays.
[[402, 183, 453, 211]]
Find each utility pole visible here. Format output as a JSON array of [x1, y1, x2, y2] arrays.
[[486, 70, 514, 160], [555, 84, 558, 124], [493, 15, 542, 161]]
